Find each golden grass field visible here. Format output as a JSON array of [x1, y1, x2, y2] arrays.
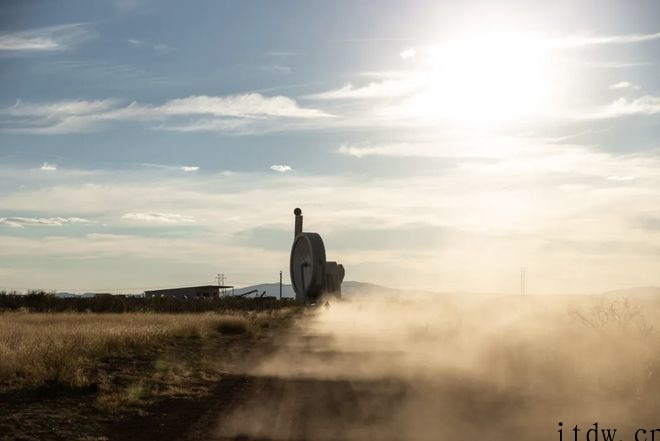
[[0, 312, 251, 392]]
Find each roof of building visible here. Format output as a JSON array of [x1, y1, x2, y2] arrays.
[[144, 285, 233, 293]]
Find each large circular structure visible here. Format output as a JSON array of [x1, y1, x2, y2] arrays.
[[290, 232, 326, 301], [289, 207, 344, 303]]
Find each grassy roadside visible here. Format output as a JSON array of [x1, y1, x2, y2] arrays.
[[0, 308, 300, 441], [0, 312, 246, 392]]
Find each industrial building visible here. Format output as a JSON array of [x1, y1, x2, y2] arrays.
[[144, 285, 234, 299]]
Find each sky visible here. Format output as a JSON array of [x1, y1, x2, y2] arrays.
[[0, 0, 659, 294]]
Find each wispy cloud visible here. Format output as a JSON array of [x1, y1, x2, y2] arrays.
[[6, 99, 117, 117], [39, 162, 57, 171], [159, 118, 252, 133], [307, 78, 419, 100], [140, 163, 201, 172], [0, 23, 96, 52], [159, 94, 328, 118], [579, 95, 660, 119], [551, 32, 660, 47], [400, 48, 416, 60], [337, 143, 435, 158], [0, 216, 89, 228], [180, 166, 200, 172], [609, 81, 640, 90], [1, 98, 120, 134], [121, 212, 196, 224], [270, 164, 292, 172], [1, 93, 332, 134]]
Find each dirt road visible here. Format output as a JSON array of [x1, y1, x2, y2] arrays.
[[107, 310, 540, 441], [109, 323, 409, 441]]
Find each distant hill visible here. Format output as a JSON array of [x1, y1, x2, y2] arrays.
[[234, 280, 414, 298], [232, 281, 398, 298], [341, 281, 505, 298], [601, 286, 660, 299], [234, 281, 504, 299], [54, 292, 136, 298], [54, 292, 77, 298], [341, 281, 409, 297]]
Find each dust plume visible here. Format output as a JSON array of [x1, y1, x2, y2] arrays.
[[214, 292, 660, 440]]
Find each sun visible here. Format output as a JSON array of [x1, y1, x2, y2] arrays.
[[400, 31, 558, 127]]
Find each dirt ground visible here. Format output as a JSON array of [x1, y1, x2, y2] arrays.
[[0, 313, 412, 441], [106, 323, 414, 441], [110, 295, 660, 441], [3, 296, 659, 441]]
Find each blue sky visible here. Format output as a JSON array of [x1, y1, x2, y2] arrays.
[[1, 0, 659, 293]]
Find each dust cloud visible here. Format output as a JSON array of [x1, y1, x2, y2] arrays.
[[215, 292, 660, 441]]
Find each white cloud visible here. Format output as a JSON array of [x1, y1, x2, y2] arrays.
[[549, 32, 660, 48], [40, 162, 57, 171], [270, 164, 292, 172], [0, 217, 90, 228], [579, 95, 660, 119], [140, 163, 201, 172], [0, 145, 658, 293], [400, 48, 416, 60], [158, 94, 329, 119], [609, 81, 640, 90], [0, 23, 96, 52], [302, 31, 660, 127], [1, 93, 332, 134], [5, 99, 118, 117], [307, 78, 419, 100], [121, 212, 197, 224], [337, 143, 436, 158], [336, 138, 514, 159], [1, 99, 121, 134], [158, 118, 251, 133], [127, 38, 142, 47], [607, 175, 636, 181]]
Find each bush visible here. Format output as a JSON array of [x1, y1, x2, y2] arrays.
[[0, 291, 296, 314]]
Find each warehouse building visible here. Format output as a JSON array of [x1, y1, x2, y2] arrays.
[[144, 285, 233, 299]]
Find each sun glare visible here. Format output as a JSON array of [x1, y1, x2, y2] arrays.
[[403, 32, 557, 127]]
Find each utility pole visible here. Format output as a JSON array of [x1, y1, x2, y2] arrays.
[[279, 270, 282, 300], [217, 273, 226, 296], [520, 267, 526, 296]]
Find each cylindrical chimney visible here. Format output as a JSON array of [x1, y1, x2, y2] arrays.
[[294, 208, 303, 237]]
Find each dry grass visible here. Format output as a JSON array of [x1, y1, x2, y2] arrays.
[[0, 312, 250, 391]]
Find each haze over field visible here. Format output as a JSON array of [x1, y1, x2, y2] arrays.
[[1, 0, 659, 294], [211, 293, 660, 440]]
